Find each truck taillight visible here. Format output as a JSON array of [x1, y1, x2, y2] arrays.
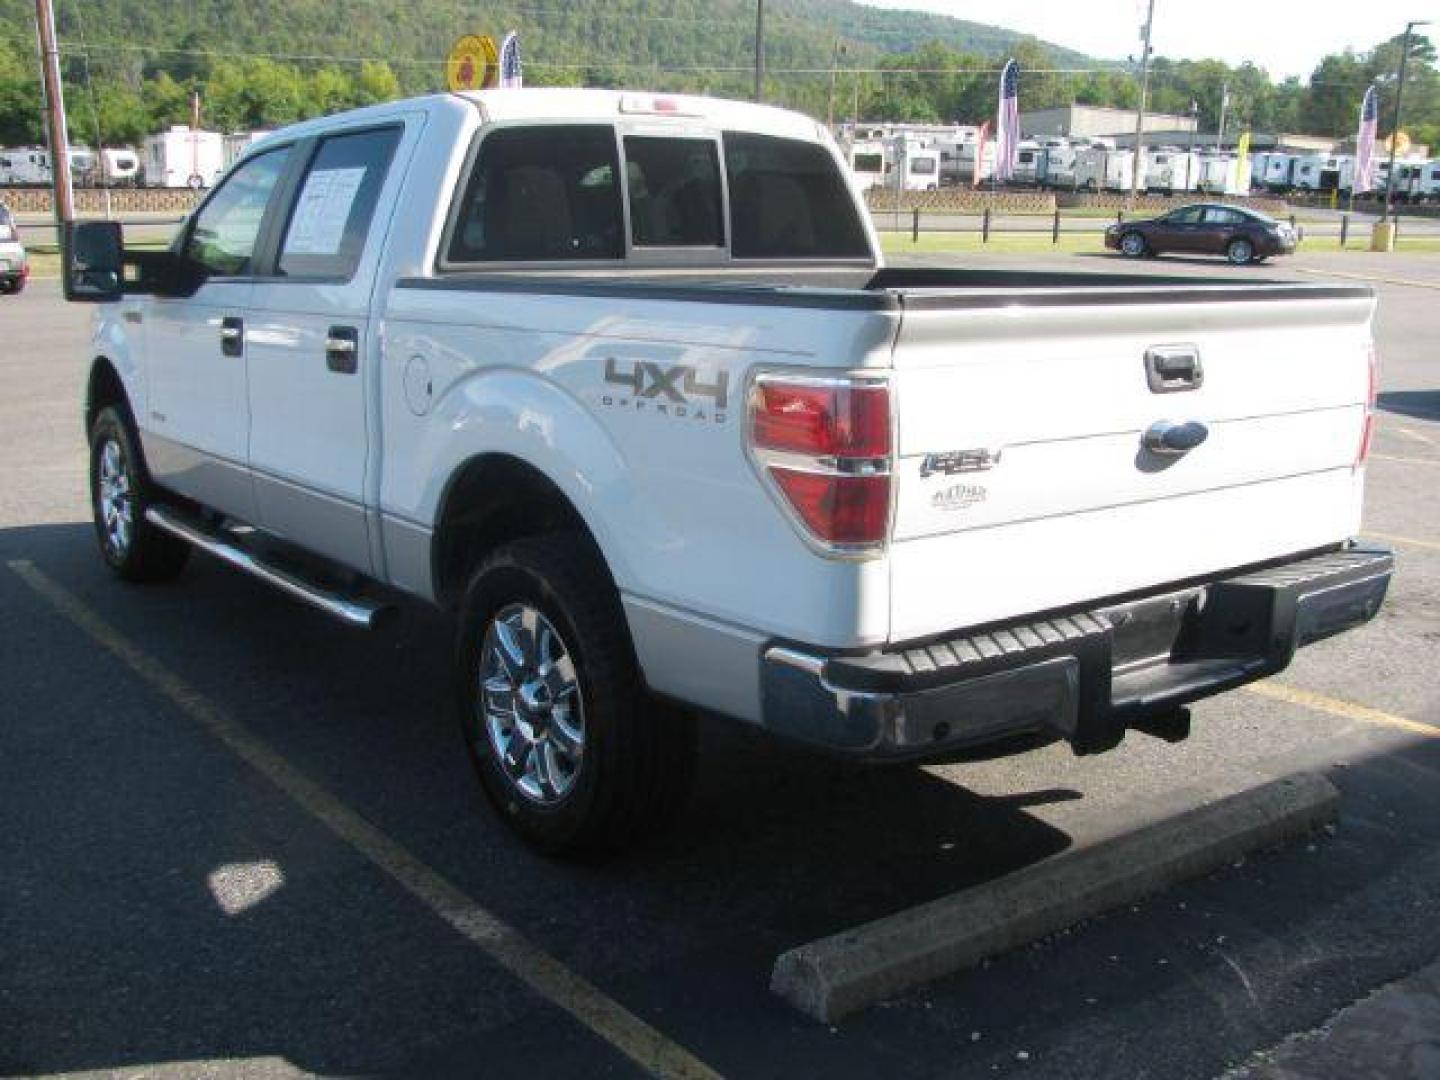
[[748, 374, 893, 554], [1356, 344, 1379, 467]]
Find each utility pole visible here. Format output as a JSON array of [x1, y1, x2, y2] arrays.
[[1127, 0, 1156, 208], [753, 0, 765, 103], [1216, 80, 1229, 149], [34, 0, 75, 243], [1381, 20, 1431, 225], [826, 37, 842, 128]]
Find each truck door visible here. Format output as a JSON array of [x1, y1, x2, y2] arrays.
[[143, 144, 294, 523], [245, 123, 409, 574]]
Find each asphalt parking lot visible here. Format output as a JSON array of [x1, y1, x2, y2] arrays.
[[2, 250, 1438, 1078]]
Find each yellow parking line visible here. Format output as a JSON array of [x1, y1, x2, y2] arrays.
[[1363, 531, 1440, 553], [1246, 680, 1438, 738], [1291, 266, 1440, 290], [1391, 426, 1436, 447], [7, 560, 721, 1080], [1370, 453, 1440, 467]]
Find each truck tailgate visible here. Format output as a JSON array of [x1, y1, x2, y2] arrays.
[[887, 284, 1375, 643]]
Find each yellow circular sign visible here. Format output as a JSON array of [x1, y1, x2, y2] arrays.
[[446, 35, 490, 92], [1384, 131, 1411, 155], [479, 36, 501, 88]]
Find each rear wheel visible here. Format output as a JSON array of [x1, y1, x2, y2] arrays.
[[1226, 238, 1255, 265], [1120, 231, 1148, 257], [88, 406, 190, 582], [456, 534, 695, 856]]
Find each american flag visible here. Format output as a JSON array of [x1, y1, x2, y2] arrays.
[[499, 31, 523, 89], [994, 59, 1020, 182], [1353, 84, 1377, 194]]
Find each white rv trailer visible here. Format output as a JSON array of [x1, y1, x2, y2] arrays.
[[144, 127, 225, 188], [1195, 154, 1249, 196], [1144, 150, 1201, 194], [98, 148, 141, 186], [1036, 139, 1078, 188], [222, 131, 272, 171], [0, 147, 51, 185], [894, 137, 941, 191], [1073, 146, 1137, 192], [846, 140, 887, 192], [1011, 141, 1044, 186], [1252, 152, 1297, 193]]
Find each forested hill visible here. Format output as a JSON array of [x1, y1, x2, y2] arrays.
[[0, 0, 1096, 143], [0, 0, 1092, 90], [0, 0, 1434, 154]]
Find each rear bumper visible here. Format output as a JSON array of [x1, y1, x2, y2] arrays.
[[760, 544, 1392, 762]]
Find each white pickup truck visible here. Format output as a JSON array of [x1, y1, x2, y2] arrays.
[[65, 89, 1392, 855]]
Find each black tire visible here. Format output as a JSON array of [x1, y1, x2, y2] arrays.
[[455, 533, 695, 857], [88, 406, 190, 582], [1226, 237, 1255, 265], [10, 276, 24, 294], [1119, 231, 1148, 258]]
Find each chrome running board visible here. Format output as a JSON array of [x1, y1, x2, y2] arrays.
[[145, 506, 392, 630]]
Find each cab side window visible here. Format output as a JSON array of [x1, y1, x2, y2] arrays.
[[278, 127, 401, 280], [447, 126, 623, 262], [184, 147, 291, 277]]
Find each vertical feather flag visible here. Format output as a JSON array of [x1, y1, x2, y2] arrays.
[[499, 31, 523, 89], [994, 59, 1020, 182], [1353, 84, 1378, 195]]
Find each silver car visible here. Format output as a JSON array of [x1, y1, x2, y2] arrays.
[[0, 204, 28, 294]]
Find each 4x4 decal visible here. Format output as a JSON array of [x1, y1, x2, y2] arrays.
[[602, 357, 729, 423]]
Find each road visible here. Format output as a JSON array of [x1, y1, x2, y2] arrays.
[[1, 251, 1438, 1078], [869, 209, 1440, 242]]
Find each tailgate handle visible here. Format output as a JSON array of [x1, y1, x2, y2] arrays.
[[1146, 346, 1203, 393]]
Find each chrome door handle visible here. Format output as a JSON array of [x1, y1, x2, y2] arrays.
[[220, 316, 243, 357], [1145, 345, 1203, 393], [326, 325, 359, 374]]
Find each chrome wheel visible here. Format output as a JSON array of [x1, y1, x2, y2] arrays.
[[1227, 238, 1254, 264], [1120, 232, 1146, 257], [478, 603, 585, 805], [97, 437, 134, 559]]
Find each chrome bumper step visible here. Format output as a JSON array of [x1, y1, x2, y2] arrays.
[[145, 506, 393, 630]]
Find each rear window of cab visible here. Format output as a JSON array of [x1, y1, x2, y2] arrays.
[[444, 125, 869, 264]]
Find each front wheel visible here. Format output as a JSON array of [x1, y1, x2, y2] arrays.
[[455, 534, 695, 856], [1120, 231, 1147, 258], [1226, 237, 1255, 265], [89, 407, 190, 582]]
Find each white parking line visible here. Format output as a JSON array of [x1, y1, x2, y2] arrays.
[[8, 559, 721, 1080]]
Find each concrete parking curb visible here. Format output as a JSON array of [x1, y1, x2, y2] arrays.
[[771, 771, 1340, 1024]]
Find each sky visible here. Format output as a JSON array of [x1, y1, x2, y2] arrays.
[[861, 0, 1434, 79]]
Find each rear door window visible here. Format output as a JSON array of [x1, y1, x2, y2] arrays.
[[278, 126, 401, 280], [723, 132, 869, 260], [447, 126, 623, 262], [623, 136, 723, 248], [1201, 207, 1245, 225]]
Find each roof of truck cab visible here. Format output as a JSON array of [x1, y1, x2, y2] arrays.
[[235, 90, 831, 159], [456, 88, 827, 142]]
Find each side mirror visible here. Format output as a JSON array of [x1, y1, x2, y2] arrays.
[[64, 220, 124, 302]]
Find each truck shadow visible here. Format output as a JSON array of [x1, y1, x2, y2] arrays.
[[1377, 389, 1440, 422], [0, 521, 1076, 1076]]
